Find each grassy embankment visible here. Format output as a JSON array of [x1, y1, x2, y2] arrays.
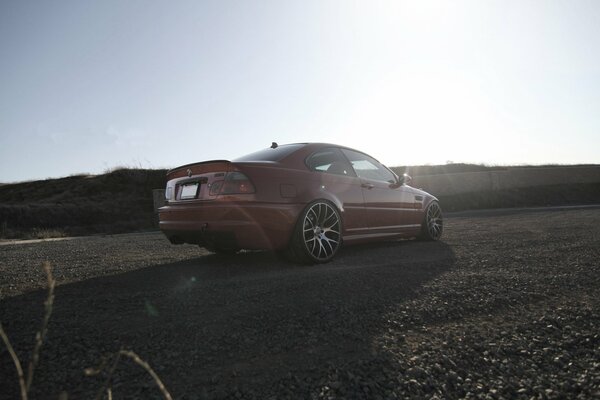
[[0, 168, 167, 239], [1, 164, 598, 239], [391, 163, 600, 212]]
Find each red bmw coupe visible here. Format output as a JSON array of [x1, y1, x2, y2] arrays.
[[159, 143, 443, 263]]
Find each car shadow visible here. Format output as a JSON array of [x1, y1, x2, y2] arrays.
[[0, 239, 455, 399]]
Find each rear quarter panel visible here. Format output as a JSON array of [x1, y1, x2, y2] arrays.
[[235, 163, 368, 235]]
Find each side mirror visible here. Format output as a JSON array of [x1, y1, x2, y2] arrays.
[[399, 173, 412, 185]]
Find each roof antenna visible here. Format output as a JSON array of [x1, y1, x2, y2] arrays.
[[271, 142, 278, 149]]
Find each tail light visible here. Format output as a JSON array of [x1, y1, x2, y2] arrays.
[[209, 172, 255, 196]]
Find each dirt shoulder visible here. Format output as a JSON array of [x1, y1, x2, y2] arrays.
[[1, 209, 599, 399]]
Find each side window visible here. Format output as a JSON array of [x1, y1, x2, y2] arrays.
[[306, 148, 356, 177], [341, 149, 396, 183]]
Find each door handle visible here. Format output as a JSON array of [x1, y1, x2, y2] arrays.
[[361, 183, 374, 189]]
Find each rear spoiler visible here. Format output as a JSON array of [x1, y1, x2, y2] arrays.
[[166, 160, 232, 180]]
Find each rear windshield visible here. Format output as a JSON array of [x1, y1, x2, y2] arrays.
[[233, 144, 305, 162]]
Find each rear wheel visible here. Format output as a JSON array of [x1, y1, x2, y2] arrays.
[[419, 201, 443, 240], [287, 201, 342, 264]]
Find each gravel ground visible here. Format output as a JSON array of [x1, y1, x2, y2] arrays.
[[0, 209, 599, 399]]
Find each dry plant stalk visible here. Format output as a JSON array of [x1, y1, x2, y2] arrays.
[[0, 322, 28, 400], [119, 350, 173, 400], [0, 261, 55, 400], [92, 351, 122, 400], [27, 261, 55, 391], [89, 349, 173, 400]]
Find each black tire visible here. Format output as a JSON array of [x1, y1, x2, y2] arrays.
[[419, 201, 443, 241], [286, 200, 342, 264]]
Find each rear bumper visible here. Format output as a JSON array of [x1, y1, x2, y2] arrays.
[[158, 201, 303, 250]]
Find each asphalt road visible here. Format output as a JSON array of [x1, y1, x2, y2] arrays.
[[1, 208, 599, 399]]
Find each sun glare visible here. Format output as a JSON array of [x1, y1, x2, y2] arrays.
[[335, 68, 503, 167]]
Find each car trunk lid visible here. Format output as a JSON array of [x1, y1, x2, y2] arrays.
[[165, 160, 233, 202], [165, 160, 260, 202]]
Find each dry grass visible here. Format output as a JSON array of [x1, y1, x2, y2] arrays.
[[0, 262, 173, 400], [25, 228, 67, 240], [0, 225, 67, 240]]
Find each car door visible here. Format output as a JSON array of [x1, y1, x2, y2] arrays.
[[341, 149, 417, 233], [305, 148, 368, 235]]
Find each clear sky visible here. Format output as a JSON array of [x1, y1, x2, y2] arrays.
[[1, 0, 599, 182]]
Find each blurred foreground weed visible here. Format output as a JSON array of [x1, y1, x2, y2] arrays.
[[0, 262, 172, 400]]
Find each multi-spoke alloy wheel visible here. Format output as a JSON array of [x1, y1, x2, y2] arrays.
[[302, 202, 341, 261], [420, 201, 443, 241], [288, 201, 342, 263]]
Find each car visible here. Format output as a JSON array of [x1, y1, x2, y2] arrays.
[[158, 143, 443, 263]]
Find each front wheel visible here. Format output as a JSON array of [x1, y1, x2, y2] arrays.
[[286, 201, 342, 264], [419, 201, 443, 241]]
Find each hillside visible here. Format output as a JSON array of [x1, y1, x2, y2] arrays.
[[390, 164, 600, 212], [1, 164, 598, 239], [0, 169, 167, 239]]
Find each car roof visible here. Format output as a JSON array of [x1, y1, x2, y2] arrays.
[[273, 143, 384, 169], [233, 143, 385, 171]]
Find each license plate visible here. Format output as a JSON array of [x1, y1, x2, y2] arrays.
[[180, 183, 199, 199]]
